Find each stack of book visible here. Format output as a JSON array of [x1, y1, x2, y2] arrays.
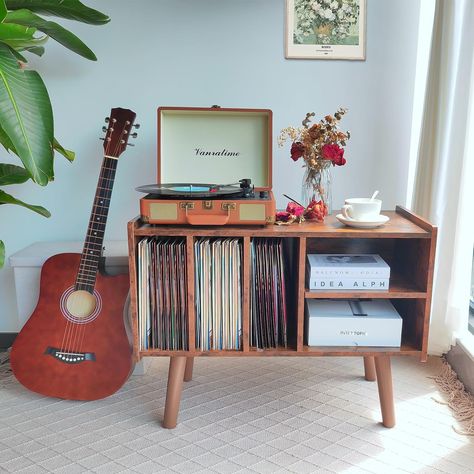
[[137, 237, 188, 351], [250, 238, 288, 349], [307, 254, 390, 290], [195, 238, 242, 351]]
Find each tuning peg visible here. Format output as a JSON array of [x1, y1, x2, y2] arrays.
[[130, 132, 138, 138], [99, 137, 105, 141], [127, 142, 135, 147], [133, 123, 140, 129], [102, 126, 107, 132], [105, 117, 110, 123]]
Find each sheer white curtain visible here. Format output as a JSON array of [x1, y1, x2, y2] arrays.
[[410, 0, 474, 354]]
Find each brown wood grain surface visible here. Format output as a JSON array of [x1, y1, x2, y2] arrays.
[[133, 211, 431, 238], [127, 219, 140, 362]]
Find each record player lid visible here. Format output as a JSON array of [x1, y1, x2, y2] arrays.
[[157, 107, 272, 189]]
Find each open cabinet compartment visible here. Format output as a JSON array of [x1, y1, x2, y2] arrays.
[[305, 237, 430, 296], [193, 236, 244, 352], [249, 237, 298, 352], [134, 236, 189, 354]]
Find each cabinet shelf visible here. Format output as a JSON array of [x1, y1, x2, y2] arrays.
[[139, 342, 420, 358], [305, 274, 427, 299], [301, 342, 421, 357]]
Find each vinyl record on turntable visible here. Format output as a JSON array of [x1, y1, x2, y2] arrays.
[[136, 182, 244, 198]]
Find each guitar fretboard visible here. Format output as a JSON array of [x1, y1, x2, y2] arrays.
[[75, 156, 118, 292]]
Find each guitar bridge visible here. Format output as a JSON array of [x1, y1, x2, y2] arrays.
[[45, 346, 96, 364]]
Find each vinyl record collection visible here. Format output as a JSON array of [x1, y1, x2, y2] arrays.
[[195, 238, 242, 351], [250, 238, 288, 349], [137, 237, 188, 350]]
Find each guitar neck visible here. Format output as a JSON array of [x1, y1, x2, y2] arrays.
[[75, 156, 119, 292]]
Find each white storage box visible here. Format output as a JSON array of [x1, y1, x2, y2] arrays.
[[305, 299, 402, 347]]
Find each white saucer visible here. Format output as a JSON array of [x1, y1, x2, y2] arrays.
[[336, 213, 390, 228]]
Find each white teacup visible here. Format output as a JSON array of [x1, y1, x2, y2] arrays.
[[342, 198, 382, 221]]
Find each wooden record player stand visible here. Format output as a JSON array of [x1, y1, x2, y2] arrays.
[[127, 206, 437, 429]]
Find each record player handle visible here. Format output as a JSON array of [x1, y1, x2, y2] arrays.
[[185, 214, 230, 226]]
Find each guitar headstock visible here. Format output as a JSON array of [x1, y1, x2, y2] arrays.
[[101, 107, 139, 157]]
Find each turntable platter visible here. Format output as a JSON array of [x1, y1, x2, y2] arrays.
[[135, 183, 243, 198]]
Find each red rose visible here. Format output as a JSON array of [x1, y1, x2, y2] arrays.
[[286, 202, 305, 217], [321, 143, 346, 166], [275, 211, 291, 222], [305, 199, 328, 222], [290, 142, 305, 161]]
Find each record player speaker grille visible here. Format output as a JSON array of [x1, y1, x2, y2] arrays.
[[150, 203, 178, 220], [240, 204, 266, 221]]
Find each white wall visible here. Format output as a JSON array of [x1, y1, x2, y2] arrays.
[[0, 0, 421, 332]]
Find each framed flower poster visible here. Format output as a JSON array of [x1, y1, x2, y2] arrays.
[[286, 0, 366, 60]]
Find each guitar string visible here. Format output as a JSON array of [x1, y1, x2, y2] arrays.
[[58, 157, 111, 358], [69, 158, 116, 356], [75, 128, 124, 354], [76, 125, 127, 356], [59, 124, 121, 358], [60, 159, 110, 357], [71, 140, 116, 356], [74, 158, 116, 355]]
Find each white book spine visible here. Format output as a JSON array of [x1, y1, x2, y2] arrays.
[[308, 278, 390, 290], [311, 269, 390, 278]]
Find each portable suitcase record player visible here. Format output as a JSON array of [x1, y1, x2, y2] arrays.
[[138, 106, 276, 225]]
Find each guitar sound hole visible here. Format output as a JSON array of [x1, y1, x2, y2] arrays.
[[60, 287, 102, 324], [66, 290, 97, 319]]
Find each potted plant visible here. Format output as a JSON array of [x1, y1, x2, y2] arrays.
[[0, 0, 110, 267]]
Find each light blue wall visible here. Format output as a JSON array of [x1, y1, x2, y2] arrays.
[[0, 0, 420, 331]]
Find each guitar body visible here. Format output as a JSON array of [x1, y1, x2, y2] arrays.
[[11, 253, 133, 400]]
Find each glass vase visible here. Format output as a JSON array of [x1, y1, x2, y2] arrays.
[[301, 163, 332, 217]]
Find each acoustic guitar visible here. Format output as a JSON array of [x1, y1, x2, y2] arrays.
[[11, 107, 138, 400]]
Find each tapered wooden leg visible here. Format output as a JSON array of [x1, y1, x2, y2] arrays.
[[363, 356, 376, 381], [184, 357, 194, 382], [374, 355, 395, 428], [163, 356, 187, 429]]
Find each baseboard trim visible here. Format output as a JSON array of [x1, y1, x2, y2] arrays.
[[0, 333, 17, 350], [446, 341, 474, 395]]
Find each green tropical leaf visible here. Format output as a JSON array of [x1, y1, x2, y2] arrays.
[[0, 22, 36, 41], [0, 122, 17, 153], [0, 1, 6, 22], [0, 188, 50, 216], [53, 138, 74, 162], [0, 239, 4, 268], [5, 0, 110, 25], [1, 33, 47, 50], [5, 10, 97, 60], [7, 46, 27, 61], [0, 42, 54, 185], [0, 163, 30, 184], [24, 44, 44, 56]]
